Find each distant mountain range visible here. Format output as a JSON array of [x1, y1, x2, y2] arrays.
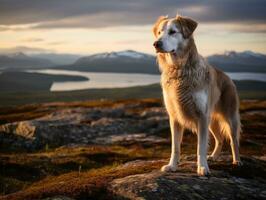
[[0, 52, 55, 70], [58, 50, 160, 74], [31, 53, 81, 65], [207, 51, 266, 73], [56, 50, 266, 74], [0, 50, 266, 73]]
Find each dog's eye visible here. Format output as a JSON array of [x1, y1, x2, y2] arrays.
[[158, 31, 161, 35], [169, 30, 176, 35]]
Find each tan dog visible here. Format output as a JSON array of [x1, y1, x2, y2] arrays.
[[152, 14, 242, 176]]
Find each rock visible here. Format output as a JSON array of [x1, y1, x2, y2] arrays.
[[94, 133, 168, 145], [0, 104, 168, 150], [41, 196, 75, 200], [109, 157, 266, 200]]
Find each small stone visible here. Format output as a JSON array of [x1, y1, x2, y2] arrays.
[[152, 188, 158, 192], [192, 184, 201, 190], [198, 176, 208, 180], [259, 191, 266, 198]]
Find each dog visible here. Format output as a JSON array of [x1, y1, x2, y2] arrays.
[[152, 14, 242, 176]]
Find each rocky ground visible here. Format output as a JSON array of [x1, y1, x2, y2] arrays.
[[0, 99, 265, 200]]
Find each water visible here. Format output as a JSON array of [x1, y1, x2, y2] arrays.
[[27, 69, 160, 91], [26, 69, 266, 92], [226, 72, 266, 82]]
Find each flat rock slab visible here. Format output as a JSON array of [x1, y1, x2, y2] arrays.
[[0, 106, 168, 150], [109, 157, 266, 200], [110, 171, 266, 200]]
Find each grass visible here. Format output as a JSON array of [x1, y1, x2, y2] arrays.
[[4, 160, 165, 200], [0, 144, 169, 199], [0, 80, 265, 107]]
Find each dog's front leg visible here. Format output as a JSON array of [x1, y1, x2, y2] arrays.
[[161, 118, 183, 172], [197, 117, 210, 176]]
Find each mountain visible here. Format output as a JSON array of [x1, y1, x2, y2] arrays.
[[56, 50, 266, 74], [56, 50, 159, 74], [0, 52, 55, 70], [207, 51, 266, 73], [31, 53, 81, 65], [2, 50, 265, 74]]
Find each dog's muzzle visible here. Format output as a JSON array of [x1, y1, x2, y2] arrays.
[[153, 41, 164, 52]]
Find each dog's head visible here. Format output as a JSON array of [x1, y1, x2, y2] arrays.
[[152, 14, 197, 54]]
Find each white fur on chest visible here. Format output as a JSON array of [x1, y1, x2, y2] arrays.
[[193, 89, 208, 114]]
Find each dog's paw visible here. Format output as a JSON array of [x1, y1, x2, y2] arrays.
[[197, 165, 210, 176], [233, 160, 243, 166], [161, 164, 177, 172]]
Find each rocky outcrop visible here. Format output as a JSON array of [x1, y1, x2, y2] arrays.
[[0, 99, 265, 152], [109, 156, 266, 200], [0, 102, 169, 150]]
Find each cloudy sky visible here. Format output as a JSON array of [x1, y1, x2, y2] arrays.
[[0, 0, 266, 56]]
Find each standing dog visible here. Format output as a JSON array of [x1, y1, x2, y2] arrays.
[[152, 14, 242, 176]]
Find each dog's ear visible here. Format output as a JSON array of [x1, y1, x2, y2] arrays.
[[153, 16, 168, 37], [176, 15, 197, 39]]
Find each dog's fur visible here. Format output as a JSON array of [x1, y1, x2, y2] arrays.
[[152, 14, 242, 175]]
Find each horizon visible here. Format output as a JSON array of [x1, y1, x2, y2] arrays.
[[0, 1, 266, 56], [1, 48, 266, 58]]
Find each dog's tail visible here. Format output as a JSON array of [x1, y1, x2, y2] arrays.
[[219, 112, 241, 147], [235, 111, 242, 146]]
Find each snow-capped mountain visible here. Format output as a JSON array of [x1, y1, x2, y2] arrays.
[[223, 50, 266, 59], [76, 50, 154, 62], [207, 51, 266, 73], [55, 50, 266, 74], [210, 50, 266, 60], [58, 50, 159, 74]]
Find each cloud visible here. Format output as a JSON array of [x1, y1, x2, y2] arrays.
[[0, 24, 38, 32], [0, 0, 265, 30], [198, 23, 266, 34], [46, 41, 66, 46], [21, 38, 44, 42]]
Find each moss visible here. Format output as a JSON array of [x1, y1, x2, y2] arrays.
[[2, 160, 165, 200], [0, 176, 29, 196]]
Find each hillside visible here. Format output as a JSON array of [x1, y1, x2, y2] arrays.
[[0, 99, 265, 199], [0, 80, 265, 107], [0, 71, 88, 92]]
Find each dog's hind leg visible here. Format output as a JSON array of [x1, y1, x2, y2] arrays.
[[227, 113, 242, 166], [161, 118, 184, 172], [208, 120, 224, 161]]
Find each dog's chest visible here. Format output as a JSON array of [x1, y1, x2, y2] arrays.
[[161, 75, 208, 126]]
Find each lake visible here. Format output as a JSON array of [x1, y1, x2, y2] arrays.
[[27, 69, 266, 92]]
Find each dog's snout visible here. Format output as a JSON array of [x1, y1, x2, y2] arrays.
[[153, 41, 163, 49]]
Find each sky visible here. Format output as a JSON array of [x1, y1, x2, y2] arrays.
[[0, 0, 266, 56]]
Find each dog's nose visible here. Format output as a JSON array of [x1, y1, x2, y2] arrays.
[[153, 41, 163, 49]]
